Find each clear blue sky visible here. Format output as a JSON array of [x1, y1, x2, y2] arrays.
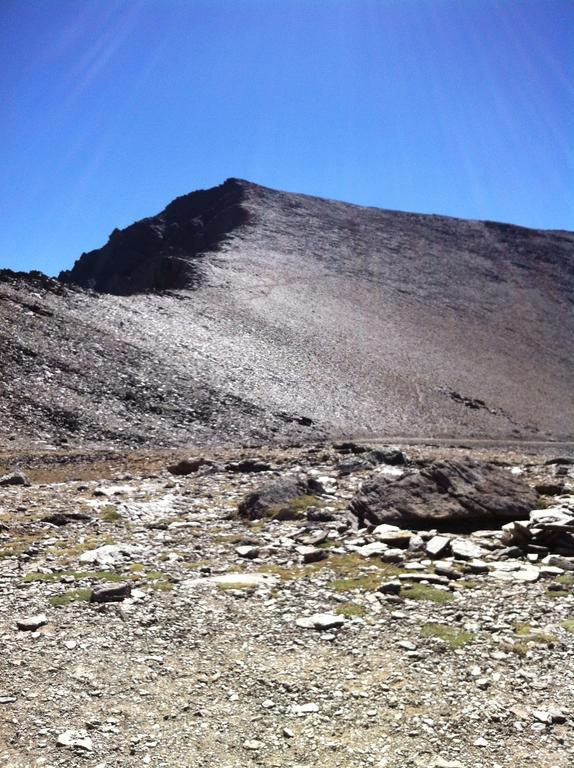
[[1, 0, 572, 274]]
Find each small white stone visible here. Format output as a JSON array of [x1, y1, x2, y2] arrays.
[[292, 702, 319, 715], [243, 739, 263, 750], [56, 729, 93, 751], [397, 640, 417, 651]]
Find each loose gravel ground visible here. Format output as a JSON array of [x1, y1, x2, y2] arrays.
[[0, 443, 573, 768]]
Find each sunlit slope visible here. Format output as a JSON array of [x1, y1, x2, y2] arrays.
[[2, 179, 572, 447]]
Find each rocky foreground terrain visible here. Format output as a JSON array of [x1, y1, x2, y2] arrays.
[[1, 441, 573, 768], [2, 178, 573, 449]]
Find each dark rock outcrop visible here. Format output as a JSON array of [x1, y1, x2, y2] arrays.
[[238, 477, 317, 520], [167, 458, 209, 476], [349, 460, 539, 530], [59, 179, 249, 295]]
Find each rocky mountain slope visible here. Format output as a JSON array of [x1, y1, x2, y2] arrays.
[[1, 179, 573, 448]]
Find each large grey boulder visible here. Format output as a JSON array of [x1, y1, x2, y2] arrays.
[[349, 460, 538, 530], [238, 477, 317, 520]]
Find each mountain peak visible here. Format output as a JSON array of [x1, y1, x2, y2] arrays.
[[59, 179, 252, 295]]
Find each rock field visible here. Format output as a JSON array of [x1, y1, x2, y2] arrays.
[[1, 441, 573, 768]]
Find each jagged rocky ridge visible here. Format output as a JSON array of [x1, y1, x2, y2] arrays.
[[59, 180, 249, 294], [1, 179, 573, 448]]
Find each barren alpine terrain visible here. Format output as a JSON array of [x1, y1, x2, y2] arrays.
[[0, 442, 573, 768], [1, 179, 573, 450], [1, 180, 573, 767]]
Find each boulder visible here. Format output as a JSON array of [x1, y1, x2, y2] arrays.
[[0, 471, 30, 487], [225, 458, 273, 473], [167, 458, 208, 476], [238, 477, 317, 520], [349, 460, 538, 530], [16, 613, 47, 631], [535, 481, 566, 496], [90, 583, 132, 603]]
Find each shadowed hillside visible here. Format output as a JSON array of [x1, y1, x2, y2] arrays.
[[1, 179, 573, 448]]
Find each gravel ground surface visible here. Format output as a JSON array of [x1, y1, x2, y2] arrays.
[[1, 442, 573, 768]]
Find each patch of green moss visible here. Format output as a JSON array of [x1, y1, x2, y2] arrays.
[[257, 554, 402, 589], [0, 533, 43, 559], [47, 536, 116, 561], [24, 570, 128, 584], [513, 621, 531, 637], [500, 641, 528, 657], [316, 538, 337, 549], [402, 584, 453, 603], [100, 505, 122, 523], [547, 588, 570, 599], [256, 563, 305, 581], [217, 581, 255, 591], [49, 588, 92, 607], [23, 571, 58, 582], [561, 619, 574, 635], [334, 602, 366, 617], [512, 621, 555, 644], [145, 570, 168, 581], [267, 495, 322, 520], [421, 623, 473, 648], [330, 574, 383, 592], [556, 573, 574, 586], [455, 579, 479, 590]]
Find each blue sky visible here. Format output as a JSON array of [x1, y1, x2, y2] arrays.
[[1, 0, 572, 274]]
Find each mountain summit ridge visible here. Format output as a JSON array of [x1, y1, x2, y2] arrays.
[[58, 178, 573, 296], [1, 179, 573, 447]]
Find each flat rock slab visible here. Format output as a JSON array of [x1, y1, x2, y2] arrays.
[[296, 613, 346, 630], [184, 573, 279, 589], [349, 459, 539, 530], [16, 614, 47, 631], [56, 729, 93, 751], [451, 538, 484, 560], [489, 562, 540, 582], [426, 535, 451, 558]]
